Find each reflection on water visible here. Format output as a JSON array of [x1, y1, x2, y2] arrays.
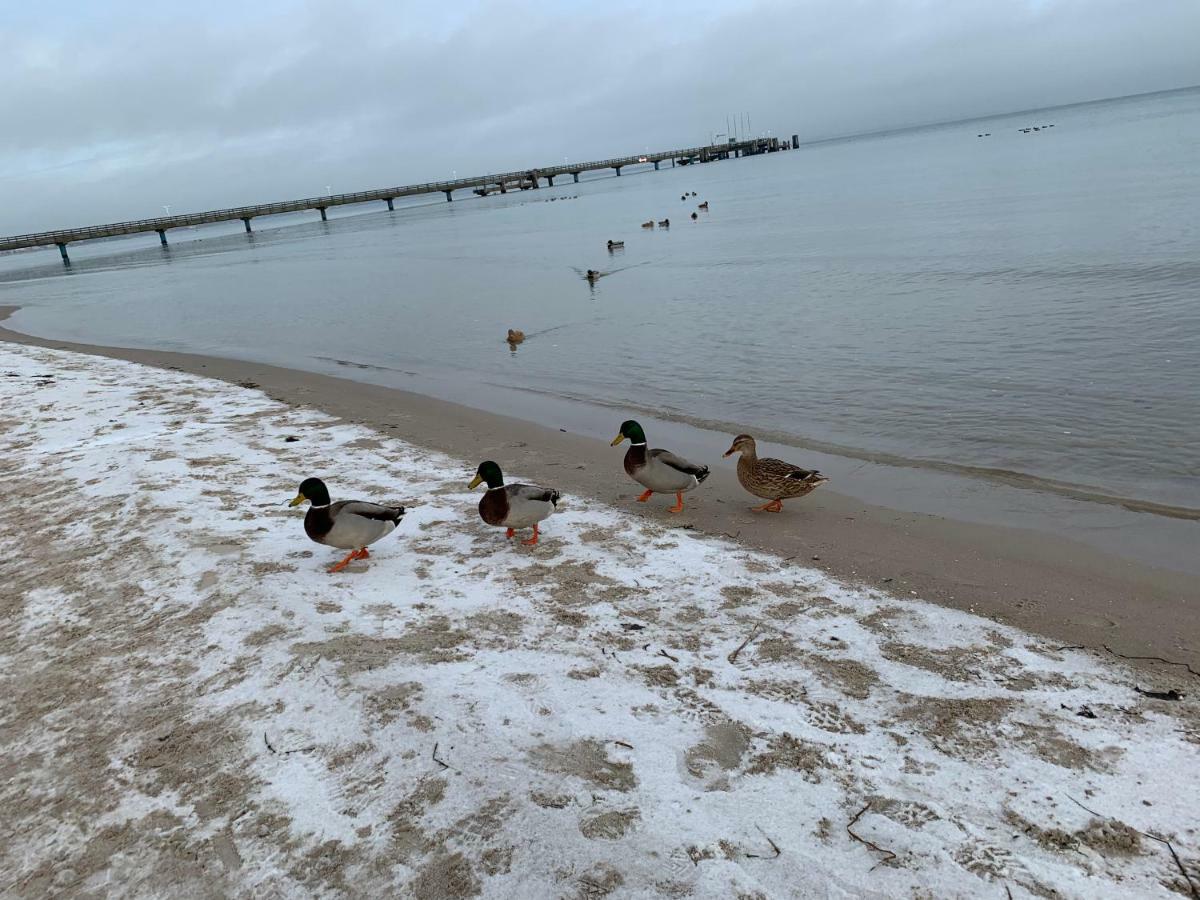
[[3, 87, 1200, 510]]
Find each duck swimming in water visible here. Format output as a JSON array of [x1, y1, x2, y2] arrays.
[[611, 420, 709, 513]]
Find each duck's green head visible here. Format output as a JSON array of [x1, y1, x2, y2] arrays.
[[290, 476, 331, 507], [611, 419, 646, 446], [469, 460, 504, 490]]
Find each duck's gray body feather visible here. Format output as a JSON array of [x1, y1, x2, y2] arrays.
[[627, 446, 710, 493], [498, 484, 560, 528], [308, 500, 405, 550]]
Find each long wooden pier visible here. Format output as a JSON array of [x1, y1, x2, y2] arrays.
[[1, 137, 783, 264]]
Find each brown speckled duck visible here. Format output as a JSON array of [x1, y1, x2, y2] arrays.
[[723, 434, 827, 512]]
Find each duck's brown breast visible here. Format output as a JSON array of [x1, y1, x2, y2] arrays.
[[478, 489, 509, 526], [623, 444, 647, 478]]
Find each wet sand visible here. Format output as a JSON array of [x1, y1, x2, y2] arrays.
[[2, 305, 1196, 674]]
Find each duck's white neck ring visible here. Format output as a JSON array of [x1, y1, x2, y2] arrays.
[[486, 485, 506, 492], [309, 503, 331, 509], [629, 441, 646, 447]]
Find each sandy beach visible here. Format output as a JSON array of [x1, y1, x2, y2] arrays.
[[2, 307, 1197, 677], [3, 336, 1199, 897]]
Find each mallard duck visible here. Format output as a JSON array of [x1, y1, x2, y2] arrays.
[[722, 434, 827, 512], [611, 420, 709, 513], [507, 329, 525, 344], [698, 201, 709, 210], [586, 269, 601, 281], [690, 212, 698, 220], [289, 477, 405, 571], [469, 461, 560, 545], [641, 221, 654, 229], [607, 240, 624, 250], [657, 218, 670, 227]]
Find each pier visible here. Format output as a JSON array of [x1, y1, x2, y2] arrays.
[[1, 138, 783, 264]]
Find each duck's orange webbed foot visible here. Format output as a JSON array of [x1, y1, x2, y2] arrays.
[[328, 549, 365, 573], [359, 547, 370, 558], [521, 524, 540, 545], [636, 489, 654, 503], [505, 528, 516, 539], [668, 492, 685, 513], [754, 500, 783, 513]]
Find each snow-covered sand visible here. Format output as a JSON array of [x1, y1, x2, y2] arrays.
[[2, 341, 1197, 899]]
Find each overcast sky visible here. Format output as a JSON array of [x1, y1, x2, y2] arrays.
[[3, 0, 1198, 233]]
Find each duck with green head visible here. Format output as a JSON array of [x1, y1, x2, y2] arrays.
[[288, 477, 405, 572], [611, 419, 709, 513], [469, 461, 561, 545]]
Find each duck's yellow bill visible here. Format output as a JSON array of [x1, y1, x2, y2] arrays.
[[288, 494, 307, 507], [610, 434, 626, 446], [468, 474, 483, 489]]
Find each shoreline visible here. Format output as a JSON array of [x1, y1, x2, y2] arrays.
[[6, 338, 1196, 896], [2, 304, 1197, 673]]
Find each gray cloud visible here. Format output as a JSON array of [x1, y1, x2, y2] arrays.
[[3, 0, 1198, 232]]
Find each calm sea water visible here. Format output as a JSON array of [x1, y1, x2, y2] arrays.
[[4, 88, 1199, 510]]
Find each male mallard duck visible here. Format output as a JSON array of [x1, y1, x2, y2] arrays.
[[586, 269, 600, 281], [698, 201, 709, 210], [289, 477, 405, 571], [611, 420, 709, 513], [469, 461, 560, 545], [658, 218, 670, 227], [607, 240, 624, 250], [690, 212, 698, 220], [722, 434, 827, 512]]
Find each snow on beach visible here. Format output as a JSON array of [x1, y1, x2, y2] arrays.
[[2, 341, 1198, 899]]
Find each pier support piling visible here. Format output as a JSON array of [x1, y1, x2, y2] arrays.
[[157, 229, 168, 247], [499, 183, 507, 194], [444, 190, 453, 202], [653, 160, 659, 170], [385, 198, 394, 211], [545, 174, 554, 187], [242, 217, 252, 233], [614, 166, 622, 177], [572, 172, 579, 183], [318, 207, 327, 222], [57, 242, 70, 265]]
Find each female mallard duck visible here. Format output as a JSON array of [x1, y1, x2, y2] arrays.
[[611, 420, 709, 513], [723, 434, 827, 512], [289, 477, 406, 571], [469, 461, 560, 545]]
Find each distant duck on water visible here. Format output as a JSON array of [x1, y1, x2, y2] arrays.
[[641, 220, 654, 228], [507, 329, 525, 344], [607, 240, 624, 250], [657, 218, 670, 227]]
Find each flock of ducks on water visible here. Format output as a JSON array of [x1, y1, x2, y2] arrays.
[[977, 123, 1054, 138], [289, 422, 827, 571]]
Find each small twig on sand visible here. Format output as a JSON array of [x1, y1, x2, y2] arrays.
[[1068, 796, 1198, 899], [745, 825, 782, 859], [431, 742, 450, 770], [1005, 884, 1013, 900], [280, 744, 317, 755], [1103, 644, 1200, 678], [846, 802, 897, 870], [613, 740, 634, 750], [657, 648, 680, 663], [1134, 686, 1185, 701], [728, 624, 762, 665], [263, 732, 276, 754]]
